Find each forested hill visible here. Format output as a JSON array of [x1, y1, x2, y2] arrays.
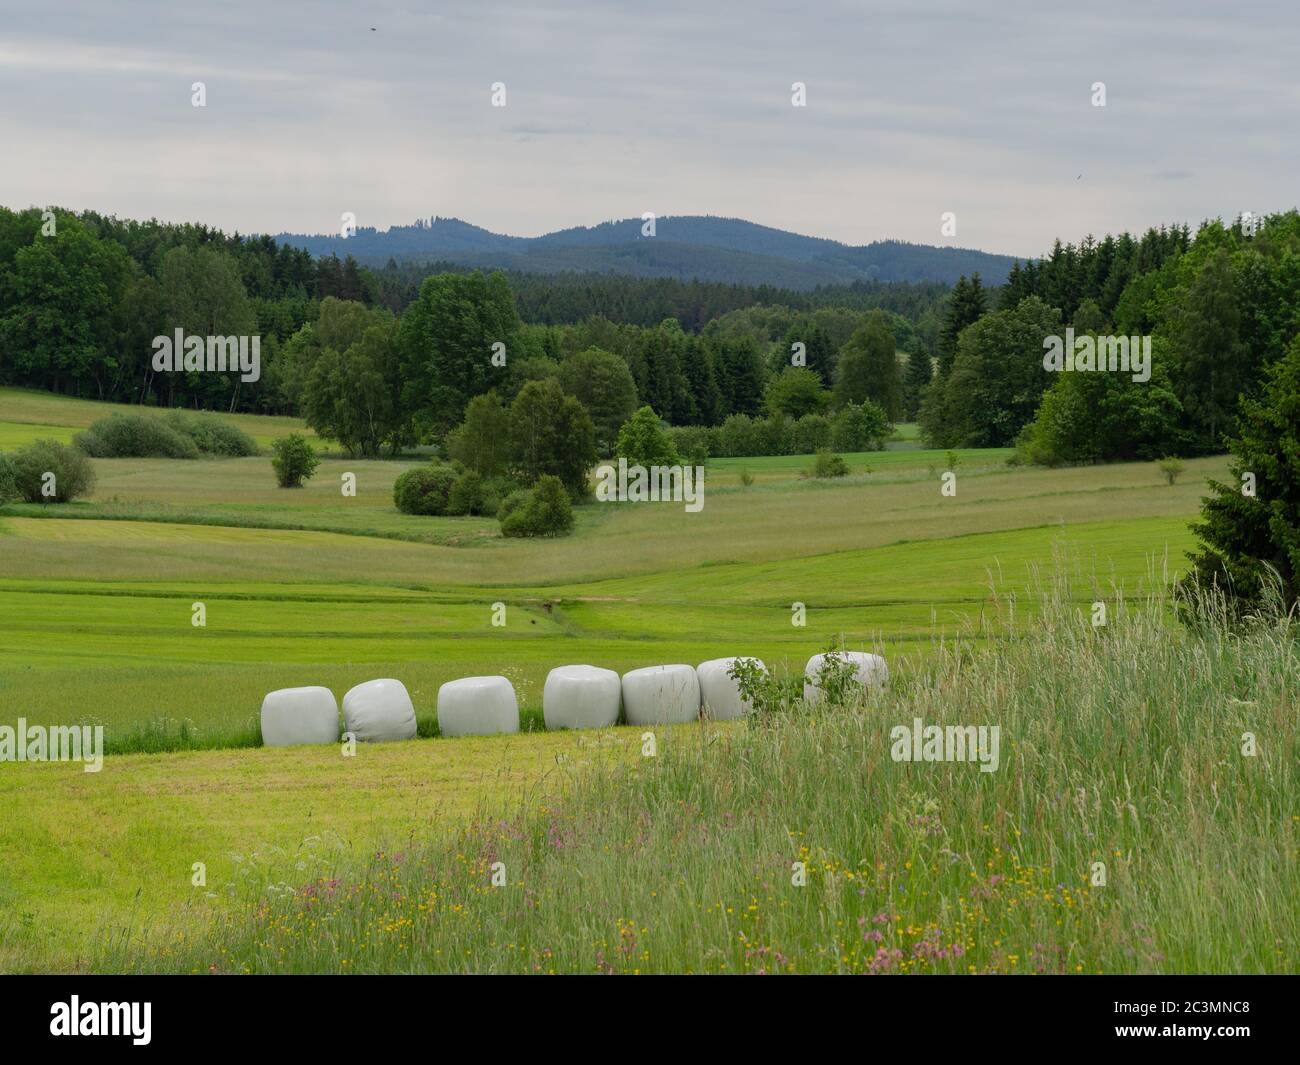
[[273, 215, 1020, 289]]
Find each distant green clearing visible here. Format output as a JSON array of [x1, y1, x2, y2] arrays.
[[705, 445, 1012, 484], [0, 386, 317, 451], [0, 421, 79, 449]]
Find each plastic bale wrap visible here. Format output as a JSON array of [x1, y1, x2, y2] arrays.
[[696, 657, 766, 720], [621, 664, 701, 726], [543, 665, 621, 730], [437, 675, 520, 737], [341, 678, 418, 742], [260, 686, 340, 747]]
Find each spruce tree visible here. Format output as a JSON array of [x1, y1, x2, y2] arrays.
[[714, 336, 766, 417], [1186, 332, 1300, 612], [902, 347, 933, 421], [936, 273, 988, 377], [780, 322, 836, 386]]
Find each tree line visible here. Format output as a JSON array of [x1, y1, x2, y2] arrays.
[[368, 259, 950, 330], [279, 277, 913, 462], [4, 203, 1296, 478], [0, 204, 927, 456], [0, 206, 379, 410], [918, 213, 1300, 462]]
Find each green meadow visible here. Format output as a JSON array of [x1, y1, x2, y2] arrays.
[[4, 387, 1285, 974], [0, 386, 320, 452]]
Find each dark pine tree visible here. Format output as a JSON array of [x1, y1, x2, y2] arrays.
[[936, 274, 988, 378], [1185, 333, 1300, 614], [902, 347, 933, 421]]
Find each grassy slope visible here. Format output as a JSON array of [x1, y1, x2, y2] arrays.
[[0, 386, 318, 451], [0, 389, 1240, 971], [0, 726, 654, 972], [114, 589, 1297, 976], [0, 455, 1227, 584]]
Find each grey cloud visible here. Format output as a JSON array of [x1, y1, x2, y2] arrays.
[[0, 0, 1295, 255]]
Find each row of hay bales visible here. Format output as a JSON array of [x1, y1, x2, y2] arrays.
[[259, 653, 888, 747]]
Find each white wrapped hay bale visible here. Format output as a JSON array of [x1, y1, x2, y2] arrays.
[[803, 652, 888, 704], [437, 675, 520, 737], [341, 678, 418, 742], [260, 685, 340, 747], [697, 657, 766, 720], [621, 664, 701, 726], [543, 665, 621, 730]]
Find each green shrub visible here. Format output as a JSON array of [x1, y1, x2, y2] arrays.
[[393, 465, 457, 515], [0, 453, 19, 504], [75, 413, 200, 459], [11, 439, 96, 503], [530, 475, 575, 535], [755, 414, 793, 456], [446, 469, 491, 516], [727, 647, 859, 722], [830, 401, 890, 452], [739, 469, 754, 488], [666, 426, 712, 467], [715, 414, 760, 457], [497, 488, 530, 522], [271, 433, 320, 488], [73, 410, 257, 459], [1158, 457, 1185, 485], [791, 413, 832, 455], [615, 406, 680, 467], [500, 475, 574, 537], [161, 410, 258, 456], [808, 448, 849, 478], [709, 412, 874, 459]]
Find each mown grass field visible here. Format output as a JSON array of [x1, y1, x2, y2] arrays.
[[104, 589, 1299, 976], [0, 724, 658, 972], [3, 387, 1280, 974]]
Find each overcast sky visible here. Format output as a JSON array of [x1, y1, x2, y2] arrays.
[[2, 1, 1296, 258]]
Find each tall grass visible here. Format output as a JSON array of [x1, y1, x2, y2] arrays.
[[105, 569, 1299, 974]]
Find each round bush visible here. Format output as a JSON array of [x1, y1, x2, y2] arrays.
[[830, 401, 890, 452], [500, 475, 574, 538], [271, 433, 319, 488], [496, 488, 531, 522], [791, 414, 832, 455], [393, 465, 457, 515], [447, 469, 492, 516], [615, 406, 680, 468], [75, 413, 200, 459], [810, 448, 849, 478], [161, 410, 258, 456], [11, 439, 96, 503]]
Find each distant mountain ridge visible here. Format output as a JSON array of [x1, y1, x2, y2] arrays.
[[273, 215, 1021, 289]]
